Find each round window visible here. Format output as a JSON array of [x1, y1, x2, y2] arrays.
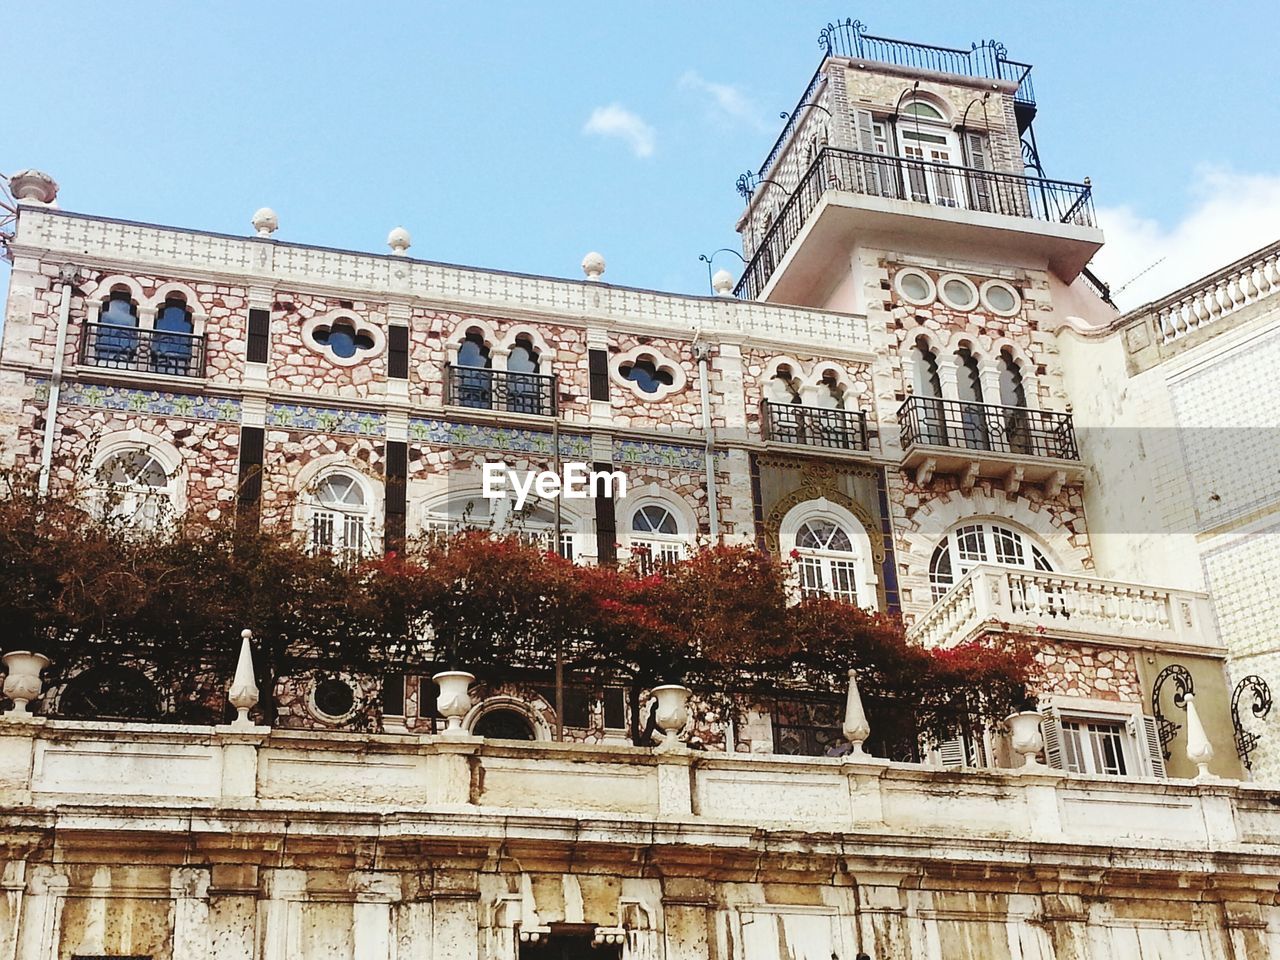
[[980, 280, 1021, 316], [894, 269, 935, 305], [312, 678, 356, 719], [901, 273, 930, 301], [939, 275, 979, 310]]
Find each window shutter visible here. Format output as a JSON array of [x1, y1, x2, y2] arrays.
[[938, 736, 967, 767], [236, 426, 265, 528], [384, 440, 408, 553], [1140, 714, 1168, 779], [852, 108, 883, 196], [388, 326, 409, 380], [246, 308, 270, 364], [593, 460, 617, 565], [965, 132, 994, 212], [1040, 707, 1065, 770], [589, 349, 610, 401]]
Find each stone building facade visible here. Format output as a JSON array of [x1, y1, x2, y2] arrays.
[[1, 17, 1277, 960]]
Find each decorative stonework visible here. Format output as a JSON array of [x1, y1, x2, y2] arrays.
[[268, 402, 385, 436], [50, 380, 241, 424]]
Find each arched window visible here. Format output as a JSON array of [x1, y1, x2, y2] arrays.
[[472, 707, 536, 740], [505, 334, 546, 415], [309, 472, 370, 564], [629, 502, 687, 574], [95, 287, 140, 364], [910, 337, 946, 445], [929, 522, 1054, 601], [955, 345, 990, 449], [898, 98, 960, 206], [58, 665, 160, 721], [152, 295, 195, 375], [997, 348, 1027, 408], [92, 446, 177, 531], [795, 518, 860, 604], [812, 372, 845, 410], [451, 329, 493, 409]]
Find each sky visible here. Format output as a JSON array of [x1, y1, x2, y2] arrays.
[[4, 2, 1280, 311]]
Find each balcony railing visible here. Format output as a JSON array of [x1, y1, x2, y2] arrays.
[[820, 19, 1035, 112], [80, 323, 206, 378], [907, 564, 1217, 653], [444, 364, 557, 417], [735, 147, 1094, 299], [761, 400, 869, 452], [898, 396, 1079, 461]]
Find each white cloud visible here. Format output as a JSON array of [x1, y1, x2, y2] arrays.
[[679, 70, 769, 132], [582, 104, 655, 158], [1093, 167, 1280, 311]]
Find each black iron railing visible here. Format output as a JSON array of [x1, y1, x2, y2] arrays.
[[80, 323, 207, 378], [736, 147, 1094, 299], [898, 396, 1079, 460], [444, 364, 557, 417], [761, 400, 869, 452], [820, 19, 1035, 109]]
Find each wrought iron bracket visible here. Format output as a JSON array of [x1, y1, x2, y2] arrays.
[[1231, 674, 1272, 772], [1151, 664, 1194, 762]]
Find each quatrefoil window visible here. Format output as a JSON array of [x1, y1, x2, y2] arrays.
[[313, 320, 374, 358], [301, 311, 386, 367]]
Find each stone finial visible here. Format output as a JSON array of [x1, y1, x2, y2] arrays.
[[711, 269, 735, 297], [1183, 693, 1216, 780], [842, 668, 871, 757], [387, 226, 412, 256], [228, 629, 260, 727], [8, 170, 59, 205], [251, 207, 279, 237], [581, 251, 606, 282]]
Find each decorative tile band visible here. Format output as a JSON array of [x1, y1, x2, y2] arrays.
[[53, 380, 241, 424], [268, 403, 386, 437], [408, 417, 591, 459]]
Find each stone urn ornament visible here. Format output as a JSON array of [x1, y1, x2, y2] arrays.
[[1007, 710, 1045, 769], [3, 651, 51, 719], [8, 169, 59, 204], [651, 683, 691, 752], [433, 670, 475, 737]]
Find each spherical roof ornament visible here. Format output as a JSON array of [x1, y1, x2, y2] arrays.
[[387, 226, 412, 256], [8, 169, 59, 205], [251, 207, 279, 237], [581, 251, 606, 282], [711, 269, 735, 297]]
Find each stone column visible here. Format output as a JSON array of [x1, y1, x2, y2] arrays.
[[14, 865, 68, 960], [0, 860, 26, 960], [172, 867, 212, 960], [353, 873, 401, 960], [1220, 901, 1272, 960], [208, 864, 259, 960], [1039, 893, 1092, 960], [661, 879, 714, 960], [430, 870, 481, 960], [850, 872, 911, 959]]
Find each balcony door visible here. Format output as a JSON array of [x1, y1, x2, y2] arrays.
[[898, 100, 963, 207], [928, 522, 1053, 602]]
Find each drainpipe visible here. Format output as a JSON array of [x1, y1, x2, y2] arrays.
[[691, 338, 720, 542], [37, 264, 78, 496]]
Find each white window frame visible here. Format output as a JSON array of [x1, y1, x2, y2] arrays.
[[419, 492, 582, 561], [779, 499, 878, 611], [1039, 699, 1166, 779], [624, 498, 691, 572], [929, 521, 1055, 602], [308, 471, 374, 564], [89, 438, 184, 533]]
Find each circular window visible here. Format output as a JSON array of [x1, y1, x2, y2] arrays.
[[980, 280, 1021, 316], [311, 677, 356, 721], [894, 268, 935, 306], [938, 275, 979, 311]]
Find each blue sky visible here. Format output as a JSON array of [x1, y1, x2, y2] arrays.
[[5, 2, 1279, 307]]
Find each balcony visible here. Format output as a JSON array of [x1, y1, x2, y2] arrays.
[[735, 147, 1101, 304], [80, 323, 206, 378], [907, 564, 1219, 655], [760, 400, 869, 452], [444, 364, 558, 417], [898, 396, 1082, 494]]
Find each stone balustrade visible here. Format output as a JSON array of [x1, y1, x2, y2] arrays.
[[0, 717, 1273, 854], [1147, 240, 1280, 345], [13, 207, 876, 354], [906, 563, 1219, 652]]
